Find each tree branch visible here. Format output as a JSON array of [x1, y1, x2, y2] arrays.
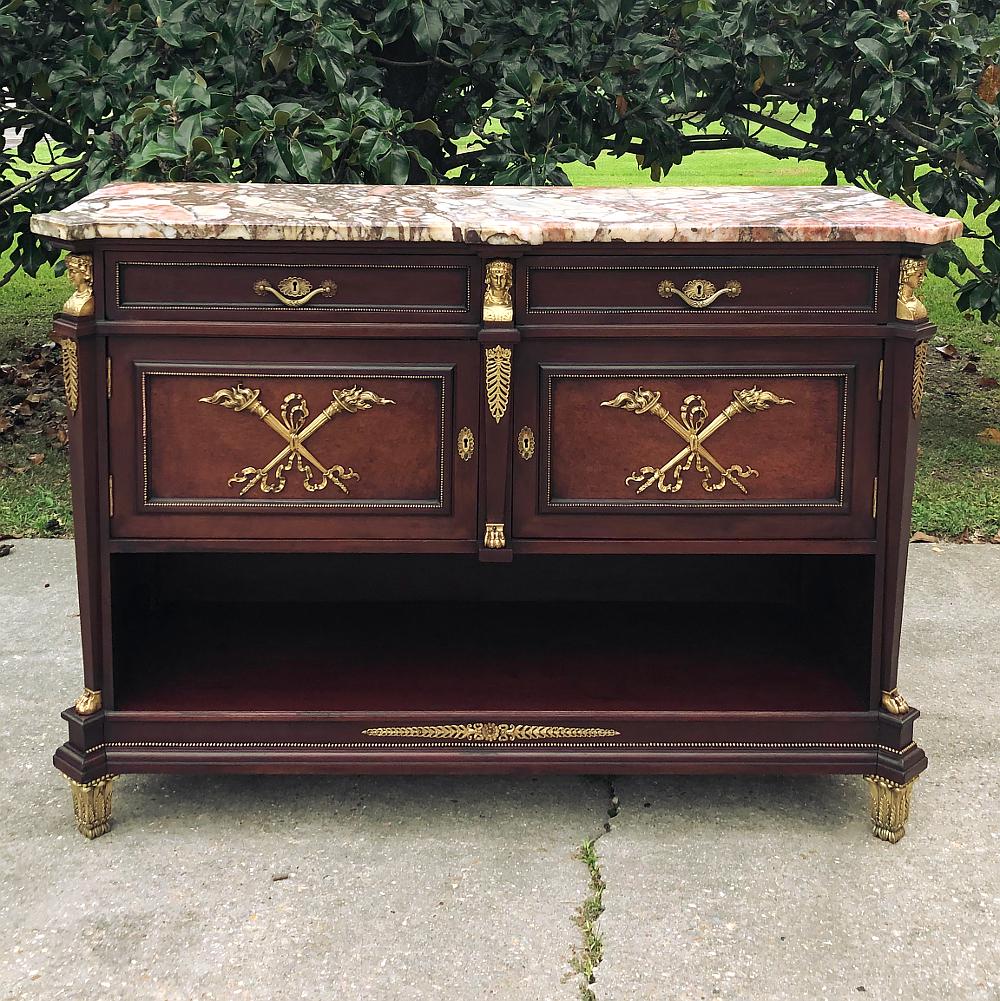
[[0, 159, 86, 209]]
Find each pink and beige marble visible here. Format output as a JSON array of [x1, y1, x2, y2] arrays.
[[30, 182, 963, 245]]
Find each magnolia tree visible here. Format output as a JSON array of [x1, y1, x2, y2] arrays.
[[2, 0, 999, 320]]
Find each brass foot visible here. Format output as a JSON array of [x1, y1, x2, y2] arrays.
[[865, 775, 916, 843], [68, 776, 115, 839]]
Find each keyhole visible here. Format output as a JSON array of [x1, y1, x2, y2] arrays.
[[691, 280, 705, 298], [288, 278, 301, 296]]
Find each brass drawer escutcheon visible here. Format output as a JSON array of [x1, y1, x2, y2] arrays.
[[253, 276, 337, 307], [658, 277, 741, 308]]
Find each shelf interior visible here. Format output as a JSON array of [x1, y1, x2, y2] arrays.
[[111, 553, 874, 714]]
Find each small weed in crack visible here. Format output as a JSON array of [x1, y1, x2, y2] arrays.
[[569, 778, 617, 1000]]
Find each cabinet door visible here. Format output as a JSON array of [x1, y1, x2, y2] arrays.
[[512, 338, 882, 540], [108, 337, 478, 541]]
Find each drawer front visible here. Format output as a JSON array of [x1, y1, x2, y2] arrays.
[[105, 251, 477, 322], [108, 338, 478, 540], [521, 255, 887, 324], [513, 339, 881, 540]]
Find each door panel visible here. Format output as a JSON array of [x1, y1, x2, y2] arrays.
[[108, 337, 478, 540], [513, 338, 882, 540]]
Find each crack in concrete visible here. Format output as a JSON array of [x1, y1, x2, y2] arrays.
[[568, 777, 618, 1000]]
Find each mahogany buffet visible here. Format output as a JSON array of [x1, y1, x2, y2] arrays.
[[31, 183, 961, 842]]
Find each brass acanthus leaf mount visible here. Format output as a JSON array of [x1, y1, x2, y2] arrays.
[[62, 254, 94, 317], [897, 258, 928, 321], [601, 386, 793, 496], [865, 775, 916, 843], [68, 775, 115, 839], [483, 260, 514, 323], [484, 345, 512, 423], [361, 723, 621, 742], [200, 384, 394, 496]]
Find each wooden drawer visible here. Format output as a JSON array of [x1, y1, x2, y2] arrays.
[[512, 338, 882, 540], [107, 337, 478, 540], [104, 251, 477, 323], [520, 255, 888, 324]]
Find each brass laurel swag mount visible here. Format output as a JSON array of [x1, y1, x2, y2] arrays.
[[912, 341, 929, 418], [483, 260, 514, 323], [896, 257, 928, 321], [58, 338, 79, 414], [200, 384, 394, 496], [602, 386, 793, 495], [62, 254, 94, 317]]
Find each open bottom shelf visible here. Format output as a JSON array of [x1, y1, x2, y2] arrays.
[[115, 599, 869, 714]]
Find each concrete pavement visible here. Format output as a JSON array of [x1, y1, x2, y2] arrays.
[[1, 540, 997, 1001]]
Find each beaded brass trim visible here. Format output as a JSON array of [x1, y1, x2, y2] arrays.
[[912, 341, 929, 418], [142, 371, 446, 510], [58, 338, 79, 414], [361, 723, 621, 742], [62, 254, 94, 317], [550, 371, 849, 510]]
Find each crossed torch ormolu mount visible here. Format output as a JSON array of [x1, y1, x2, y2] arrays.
[[601, 386, 794, 495], [200, 384, 394, 496]]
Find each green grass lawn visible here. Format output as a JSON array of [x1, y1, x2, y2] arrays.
[[1, 140, 998, 539]]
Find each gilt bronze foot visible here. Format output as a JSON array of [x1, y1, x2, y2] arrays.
[[865, 775, 916, 843], [68, 776, 115, 839]]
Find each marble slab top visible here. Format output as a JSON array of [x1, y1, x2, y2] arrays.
[[31, 182, 963, 246]]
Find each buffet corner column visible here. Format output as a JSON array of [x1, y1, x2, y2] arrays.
[[478, 257, 520, 563], [48, 247, 114, 832]]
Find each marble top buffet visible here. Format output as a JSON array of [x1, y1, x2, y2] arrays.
[[32, 183, 960, 841]]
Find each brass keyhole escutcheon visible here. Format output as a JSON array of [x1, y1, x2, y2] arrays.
[[517, 426, 535, 460], [457, 426, 475, 462], [253, 276, 338, 307], [657, 277, 742, 308]]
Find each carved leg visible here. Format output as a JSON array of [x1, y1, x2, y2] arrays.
[[68, 776, 115, 839], [865, 775, 916, 843]]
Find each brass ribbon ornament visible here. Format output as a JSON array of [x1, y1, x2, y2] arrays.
[[200, 384, 394, 496], [601, 386, 793, 495]]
